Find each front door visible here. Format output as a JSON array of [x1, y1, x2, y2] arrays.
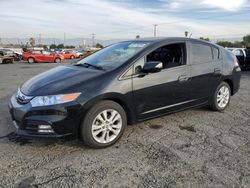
[[42, 51, 54, 62], [132, 42, 191, 120]]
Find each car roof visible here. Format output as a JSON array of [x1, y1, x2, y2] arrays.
[[122, 37, 221, 48]]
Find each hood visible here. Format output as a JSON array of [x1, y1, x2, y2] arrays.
[[21, 65, 103, 96]]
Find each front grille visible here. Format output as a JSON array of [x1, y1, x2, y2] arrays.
[[17, 96, 31, 104], [16, 89, 33, 104]]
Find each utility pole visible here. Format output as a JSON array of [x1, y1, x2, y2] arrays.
[[64, 32, 66, 45], [38, 33, 42, 45], [92, 33, 95, 47], [153, 24, 158, 38]]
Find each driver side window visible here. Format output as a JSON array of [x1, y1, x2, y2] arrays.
[[133, 43, 186, 74]]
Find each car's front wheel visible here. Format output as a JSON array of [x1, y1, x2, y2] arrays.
[[28, 57, 35, 64], [70, 55, 75, 59], [210, 81, 231, 111], [80, 100, 127, 148]]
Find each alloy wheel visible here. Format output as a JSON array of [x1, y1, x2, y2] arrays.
[[91, 109, 122, 144], [217, 86, 230, 108]]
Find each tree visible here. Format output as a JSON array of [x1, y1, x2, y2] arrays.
[[50, 44, 57, 49], [29, 37, 35, 47], [95, 43, 103, 48], [136, 35, 140, 39], [216, 41, 236, 47], [199, 37, 210, 42], [57, 44, 64, 49], [243, 34, 250, 47], [185, 31, 189, 37]]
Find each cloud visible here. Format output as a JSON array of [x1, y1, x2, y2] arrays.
[[202, 0, 248, 11], [0, 0, 249, 40], [161, 0, 249, 11]]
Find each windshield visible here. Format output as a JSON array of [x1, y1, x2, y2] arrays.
[[77, 41, 151, 70]]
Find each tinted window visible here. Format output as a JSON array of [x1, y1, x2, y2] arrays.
[[146, 43, 186, 69], [191, 43, 213, 64], [212, 47, 220, 59], [132, 43, 186, 75]]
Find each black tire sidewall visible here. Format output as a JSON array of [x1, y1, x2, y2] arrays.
[[212, 82, 231, 111], [70, 55, 74, 59], [81, 100, 127, 148]]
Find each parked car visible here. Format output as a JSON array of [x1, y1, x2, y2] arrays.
[[75, 49, 84, 58], [61, 50, 78, 59], [9, 37, 241, 148], [227, 48, 250, 70], [0, 53, 14, 64], [0, 48, 22, 61], [22, 50, 64, 63]]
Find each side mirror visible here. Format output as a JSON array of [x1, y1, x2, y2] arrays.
[[142, 61, 163, 73]]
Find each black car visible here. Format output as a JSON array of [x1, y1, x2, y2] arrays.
[[229, 48, 250, 70], [9, 37, 241, 148]]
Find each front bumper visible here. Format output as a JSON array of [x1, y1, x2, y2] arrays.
[[9, 94, 82, 138]]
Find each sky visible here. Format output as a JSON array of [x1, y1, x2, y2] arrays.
[[0, 0, 250, 40]]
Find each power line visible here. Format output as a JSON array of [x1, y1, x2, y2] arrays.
[[95, 11, 250, 37]]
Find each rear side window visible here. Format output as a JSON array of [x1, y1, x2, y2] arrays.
[[33, 51, 42, 54], [191, 43, 213, 64], [212, 47, 220, 59]]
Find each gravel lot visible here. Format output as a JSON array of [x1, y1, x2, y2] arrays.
[[0, 61, 249, 188]]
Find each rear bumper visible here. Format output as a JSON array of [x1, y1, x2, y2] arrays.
[[9, 94, 82, 138], [231, 67, 241, 95]]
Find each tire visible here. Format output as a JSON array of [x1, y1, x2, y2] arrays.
[[54, 58, 61, 63], [80, 100, 127, 148], [28, 57, 35, 64], [210, 81, 231, 111], [70, 55, 75, 59]]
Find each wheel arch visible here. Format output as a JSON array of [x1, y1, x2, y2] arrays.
[[76, 94, 136, 138], [223, 79, 234, 95]]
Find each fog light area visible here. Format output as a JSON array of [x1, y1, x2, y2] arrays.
[[38, 125, 54, 133]]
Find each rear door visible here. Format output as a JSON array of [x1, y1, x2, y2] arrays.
[[188, 42, 222, 104]]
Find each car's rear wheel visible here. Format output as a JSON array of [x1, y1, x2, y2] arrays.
[[70, 55, 75, 59], [28, 57, 35, 64], [80, 100, 127, 148], [54, 58, 61, 63], [210, 81, 231, 111]]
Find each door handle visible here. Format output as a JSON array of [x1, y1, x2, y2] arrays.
[[178, 75, 189, 82], [214, 68, 221, 74]]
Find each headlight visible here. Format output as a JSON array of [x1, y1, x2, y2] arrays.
[[30, 93, 81, 107]]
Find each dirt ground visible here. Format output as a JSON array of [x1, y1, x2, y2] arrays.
[[0, 61, 249, 188]]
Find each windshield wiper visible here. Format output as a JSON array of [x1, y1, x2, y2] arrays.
[[75, 63, 104, 70]]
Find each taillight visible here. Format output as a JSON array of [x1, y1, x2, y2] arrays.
[[234, 56, 239, 67]]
